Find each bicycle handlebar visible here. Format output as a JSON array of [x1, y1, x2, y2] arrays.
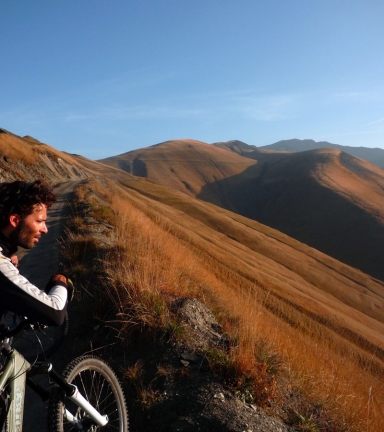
[[0, 319, 34, 340]]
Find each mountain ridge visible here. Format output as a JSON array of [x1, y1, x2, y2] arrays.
[[99, 139, 257, 199], [100, 138, 384, 280], [214, 138, 384, 168]]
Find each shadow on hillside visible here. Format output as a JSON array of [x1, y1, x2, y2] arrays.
[[122, 334, 281, 432], [198, 162, 384, 281], [116, 159, 148, 177], [132, 374, 238, 432]]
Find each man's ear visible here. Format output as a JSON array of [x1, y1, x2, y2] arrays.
[[9, 214, 21, 229]]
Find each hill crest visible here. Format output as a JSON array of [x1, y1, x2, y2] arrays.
[[100, 138, 384, 280], [99, 139, 257, 198]]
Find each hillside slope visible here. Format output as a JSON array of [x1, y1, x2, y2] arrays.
[[0, 128, 90, 183], [2, 126, 383, 429], [201, 147, 384, 280], [100, 139, 384, 280], [74, 151, 384, 349], [99, 139, 257, 205], [111, 175, 384, 342]]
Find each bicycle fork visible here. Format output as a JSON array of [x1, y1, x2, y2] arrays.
[[43, 363, 109, 427]]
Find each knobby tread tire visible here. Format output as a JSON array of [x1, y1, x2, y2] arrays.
[[47, 355, 129, 432]]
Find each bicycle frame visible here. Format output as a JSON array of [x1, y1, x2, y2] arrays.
[[0, 343, 30, 431], [0, 337, 108, 431]]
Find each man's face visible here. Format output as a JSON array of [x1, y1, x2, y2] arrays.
[[13, 204, 48, 249]]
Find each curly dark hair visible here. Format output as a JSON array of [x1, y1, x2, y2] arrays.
[[0, 180, 57, 228]]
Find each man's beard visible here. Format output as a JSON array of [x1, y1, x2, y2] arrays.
[[9, 220, 38, 249]]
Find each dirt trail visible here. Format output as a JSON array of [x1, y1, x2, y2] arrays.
[[18, 181, 78, 286], [18, 181, 79, 432], [18, 180, 295, 432]]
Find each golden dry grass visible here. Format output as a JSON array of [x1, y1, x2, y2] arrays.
[[99, 139, 257, 199], [2, 125, 381, 429], [99, 140, 384, 281], [0, 129, 87, 169], [0, 131, 41, 164], [77, 177, 384, 431]]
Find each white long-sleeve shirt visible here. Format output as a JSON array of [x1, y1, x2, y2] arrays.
[[0, 246, 68, 329]]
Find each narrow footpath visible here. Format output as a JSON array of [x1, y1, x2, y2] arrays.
[[19, 181, 79, 432]]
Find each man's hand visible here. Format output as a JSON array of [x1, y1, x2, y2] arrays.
[[45, 273, 75, 301], [51, 274, 67, 284], [51, 273, 75, 302], [10, 254, 18, 267]]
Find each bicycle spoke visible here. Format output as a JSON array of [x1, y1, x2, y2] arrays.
[[48, 356, 128, 431]]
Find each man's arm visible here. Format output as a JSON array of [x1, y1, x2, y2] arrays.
[[0, 255, 68, 326]]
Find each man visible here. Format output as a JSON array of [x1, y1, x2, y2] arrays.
[[0, 180, 70, 331]]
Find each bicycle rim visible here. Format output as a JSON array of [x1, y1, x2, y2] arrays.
[[48, 355, 128, 432]]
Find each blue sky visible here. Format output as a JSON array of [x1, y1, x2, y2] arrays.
[[1, 1, 384, 159]]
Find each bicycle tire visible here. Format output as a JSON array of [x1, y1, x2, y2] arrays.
[[48, 355, 129, 432], [10, 313, 69, 363]]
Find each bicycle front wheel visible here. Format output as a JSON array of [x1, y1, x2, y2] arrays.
[[48, 355, 129, 432]]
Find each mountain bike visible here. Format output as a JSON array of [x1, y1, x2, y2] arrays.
[[0, 319, 129, 431]]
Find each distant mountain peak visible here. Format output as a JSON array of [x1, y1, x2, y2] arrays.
[[260, 139, 337, 152], [214, 138, 384, 169]]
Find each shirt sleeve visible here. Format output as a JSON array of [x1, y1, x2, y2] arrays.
[[0, 254, 68, 326]]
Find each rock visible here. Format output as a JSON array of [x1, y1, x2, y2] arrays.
[[172, 298, 229, 350]]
